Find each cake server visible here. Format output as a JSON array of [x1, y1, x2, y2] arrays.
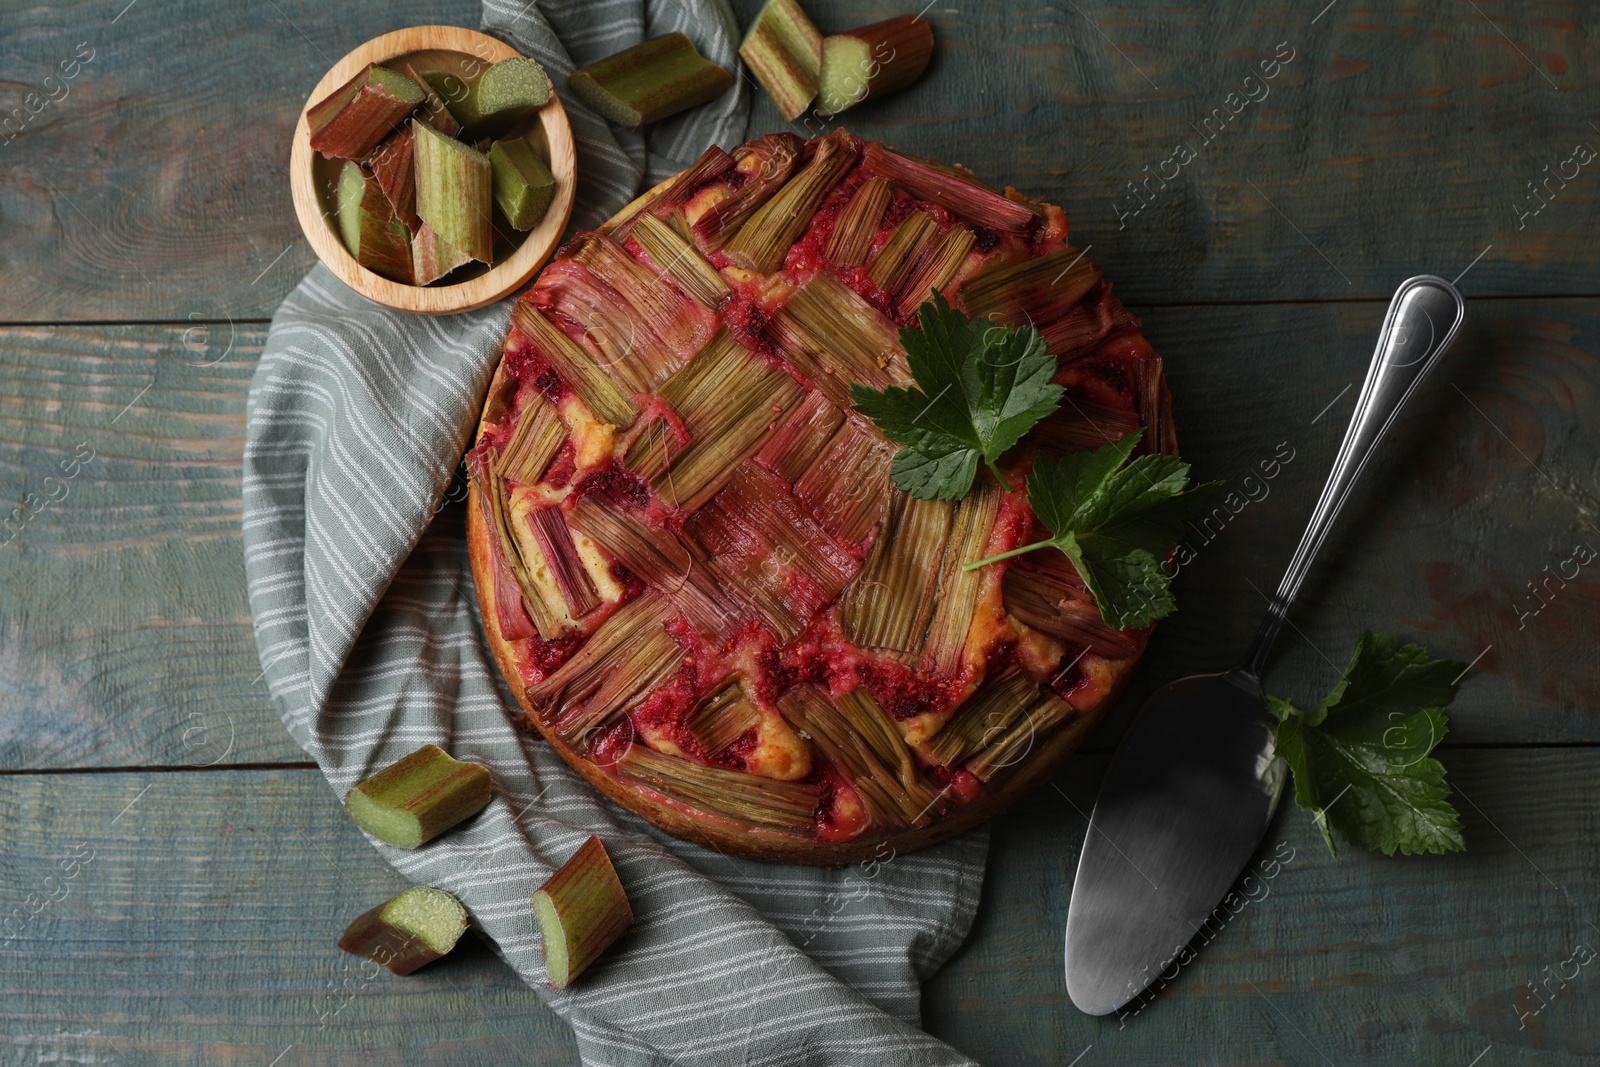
[[1063, 275, 1466, 1016]]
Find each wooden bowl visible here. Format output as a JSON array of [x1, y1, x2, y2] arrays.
[[289, 26, 576, 315]]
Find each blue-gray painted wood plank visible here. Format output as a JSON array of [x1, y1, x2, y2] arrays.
[[1, 761, 1596, 1065], [1, 0, 1596, 1062], [1, 1, 1597, 320]]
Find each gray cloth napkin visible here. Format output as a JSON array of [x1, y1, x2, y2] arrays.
[[243, 2, 987, 1064]]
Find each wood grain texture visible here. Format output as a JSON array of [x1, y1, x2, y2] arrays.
[[1, 758, 1595, 1065], [0, 769, 576, 1066], [4, 298, 1595, 770], [0, 0, 477, 324], [740, 0, 1600, 304], [2, 0, 1595, 1059], [0, 323, 300, 769], [923, 748, 1600, 1065], [3, 0, 1596, 322], [1108, 295, 1600, 746]]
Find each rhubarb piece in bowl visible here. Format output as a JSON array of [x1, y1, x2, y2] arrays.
[[466, 130, 1177, 864], [289, 26, 576, 314]]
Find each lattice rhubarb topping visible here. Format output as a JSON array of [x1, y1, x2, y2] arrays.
[[470, 129, 1174, 852]]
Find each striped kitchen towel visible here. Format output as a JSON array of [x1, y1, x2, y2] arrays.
[[241, 1, 988, 1065]]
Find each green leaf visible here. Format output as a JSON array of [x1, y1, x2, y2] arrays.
[[850, 292, 1062, 500], [1269, 631, 1467, 858], [1010, 430, 1215, 629]]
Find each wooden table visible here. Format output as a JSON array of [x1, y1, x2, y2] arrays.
[[3, 1, 1596, 1063]]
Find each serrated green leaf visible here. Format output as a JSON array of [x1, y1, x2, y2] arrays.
[[850, 292, 1062, 500], [1018, 431, 1215, 629], [1270, 631, 1467, 858]]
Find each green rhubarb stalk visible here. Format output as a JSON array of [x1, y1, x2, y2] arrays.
[[404, 63, 462, 136], [308, 63, 425, 160], [817, 15, 934, 116], [533, 835, 634, 989], [412, 120, 494, 264], [739, 0, 823, 120], [412, 222, 473, 284], [568, 32, 734, 128], [336, 160, 414, 283], [343, 743, 492, 849], [825, 175, 892, 265], [489, 136, 556, 231], [338, 886, 469, 976], [446, 57, 551, 138], [369, 128, 418, 231], [420, 70, 470, 109]]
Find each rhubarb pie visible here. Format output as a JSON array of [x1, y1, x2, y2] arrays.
[[467, 130, 1175, 864]]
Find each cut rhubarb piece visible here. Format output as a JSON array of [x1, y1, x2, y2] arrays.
[[343, 743, 493, 849], [568, 32, 733, 128], [838, 488, 951, 656], [816, 15, 933, 116], [336, 160, 414, 283], [510, 300, 638, 428], [566, 493, 742, 636], [652, 144, 736, 209], [404, 63, 462, 136], [687, 680, 762, 754], [616, 742, 821, 833], [338, 886, 469, 976], [448, 57, 551, 137], [490, 461, 574, 638], [684, 462, 858, 641], [924, 671, 1039, 768], [957, 244, 1102, 329], [525, 592, 687, 742], [866, 209, 938, 295], [1002, 548, 1140, 658], [308, 62, 425, 160], [491, 390, 566, 486], [966, 688, 1076, 781], [894, 224, 976, 317], [412, 120, 493, 265], [629, 211, 730, 308], [776, 686, 938, 830], [568, 234, 717, 362], [863, 142, 1041, 237], [739, 0, 823, 120], [722, 129, 859, 272], [1035, 282, 1140, 360], [686, 496, 810, 641], [714, 463, 857, 603], [412, 222, 473, 285], [825, 175, 892, 266], [489, 135, 556, 231], [755, 390, 844, 484], [1029, 391, 1140, 455], [419, 70, 469, 109], [526, 504, 602, 620], [370, 128, 419, 232], [480, 428, 588, 639], [767, 270, 909, 411], [793, 419, 891, 543], [689, 135, 801, 249], [626, 330, 804, 511], [835, 688, 920, 792], [470, 449, 537, 642], [530, 262, 661, 396], [534, 835, 634, 989], [923, 472, 1003, 673]]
